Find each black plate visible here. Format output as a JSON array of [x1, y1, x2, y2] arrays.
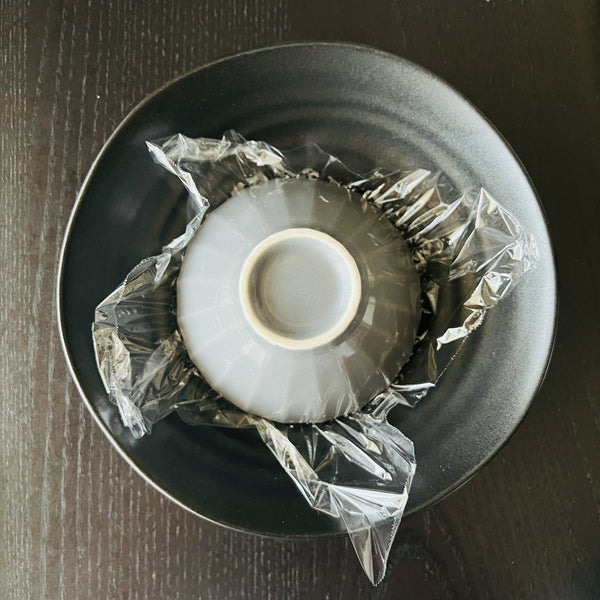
[[58, 43, 556, 537]]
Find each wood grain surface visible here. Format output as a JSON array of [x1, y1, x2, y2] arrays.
[[1, 1, 599, 598]]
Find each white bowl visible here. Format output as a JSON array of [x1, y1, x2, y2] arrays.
[[177, 178, 421, 423]]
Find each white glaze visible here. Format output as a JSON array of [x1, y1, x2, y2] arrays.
[[177, 178, 421, 423]]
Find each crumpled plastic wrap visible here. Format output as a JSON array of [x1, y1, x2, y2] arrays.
[[92, 131, 537, 584]]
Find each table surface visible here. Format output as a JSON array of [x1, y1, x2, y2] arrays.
[[2, 1, 599, 598]]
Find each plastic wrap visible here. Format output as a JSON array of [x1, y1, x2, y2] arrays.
[[92, 131, 537, 584]]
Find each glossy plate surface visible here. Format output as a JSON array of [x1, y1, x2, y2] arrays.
[[58, 42, 556, 536]]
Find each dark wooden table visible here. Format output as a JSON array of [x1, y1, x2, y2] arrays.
[[2, 1, 599, 598]]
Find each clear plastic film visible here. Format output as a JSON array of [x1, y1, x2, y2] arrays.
[[92, 131, 537, 584]]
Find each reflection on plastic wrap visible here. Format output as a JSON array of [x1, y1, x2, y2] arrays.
[[92, 131, 537, 584]]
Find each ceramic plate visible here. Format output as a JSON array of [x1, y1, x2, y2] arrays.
[[58, 43, 556, 536]]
